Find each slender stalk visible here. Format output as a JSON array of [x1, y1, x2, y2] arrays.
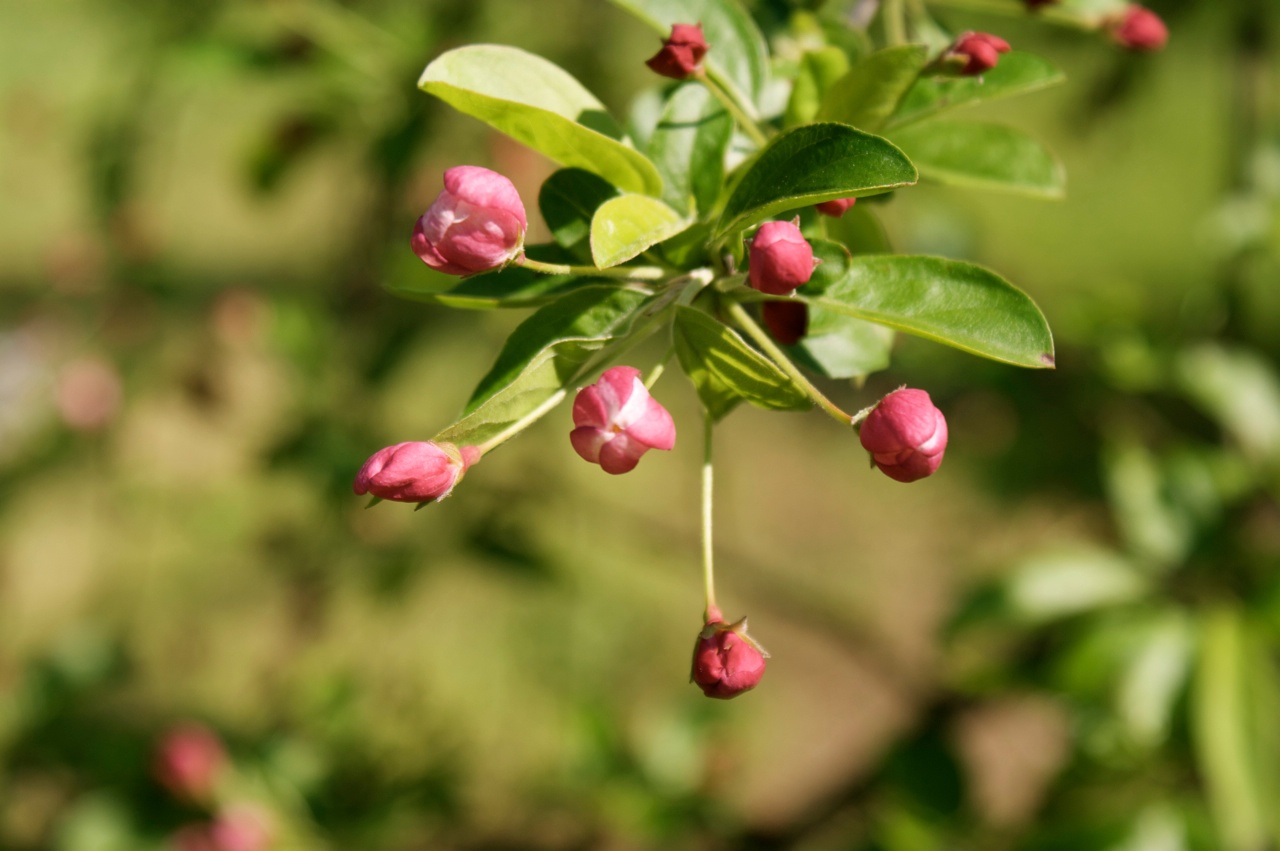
[[696, 70, 769, 149], [473, 389, 567, 455], [884, 0, 908, 45], [701, 411, 718, 616], [644, 353, 671, 389], [520, 257, 667, 281], [726, 300, 853, 425]]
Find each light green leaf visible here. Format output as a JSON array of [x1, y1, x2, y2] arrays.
[[384, 244, 595, 310], [815, 44, 930, 132], [784, 46, 851, 127], [539, 168, 620, 254], [1117, 611, 1195, 749], [798, 252, 1055, 368], [435, 287, 656, 446], [590, 195, 691, 268], [420, 45, 662, 195], [1103, 440, 1194, 569], [714, 123, 917, 240], [673, 306, 810, 421], [790, 241, 893, 379], [888, 51, 1065, 130], [889, 121, 1065, 198], [1004, 547, 1150, 623], [647, 84, 733, 216], [1175, 344, 1280, 461]]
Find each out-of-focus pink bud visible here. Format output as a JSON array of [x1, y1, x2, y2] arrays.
[[412, 166, 527, 276], [815, 197, 857, 218], [761, 300, 808, 346], [56, 357, 122, 432], [946, 31, 1011, 76], [353, 441, 480, 503], [645, 23, 709, 79], [570, 366, 675, 475], [209, 806, 272, 851], [748, 219, 818, 295], [690, 606, 768, 699], [858, 388, 948, 483], [1109, 5, 1167, 52], [154, 724, 226, 802], [172, 825, 218, 851]]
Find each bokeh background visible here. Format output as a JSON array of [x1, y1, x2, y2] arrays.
[[3, 0, 1279, 849]]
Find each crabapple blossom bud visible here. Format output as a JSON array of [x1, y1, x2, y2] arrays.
[[815, 197, 857, 218], [570, 366, 675, 474], [859, 388, 948, 483], [690, 607, 768, 699], [412, 166, 527, 276], [171, 809, 271, 851], [1109, 5, 1167, 52], [761, 300, 808, 346], [154, 724, 226, 801], [645, 23, 709, 79], [353, 441, 480, 503], [748, 219, 818, 295], [946, 31, 1011, 76]]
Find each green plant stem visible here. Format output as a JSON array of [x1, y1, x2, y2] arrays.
[[726, 300, 853, 425], [696, 70, 769, 149], [701, 411, 718, 616], [884, 0, 908, 45], [472, 389, 568, 455], [520, 257, 667, 281], [925, 0, 1099, 29]]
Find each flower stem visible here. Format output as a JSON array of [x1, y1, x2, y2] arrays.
[[884, 0, 908, 45], [701, 411, 718, 617], [725, 300, 854, 425], [472, 389, 568, 456], [520, 257, 668, 281], [696, 70, 769, 149]]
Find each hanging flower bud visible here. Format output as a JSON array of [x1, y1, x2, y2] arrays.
[[945, 31, 1011, 76], [570, 366, 676, 474], [748, 219, 819, 295], [815, 197, 857, 218], [412, 166, 527, 276], [690, 606, 769, 699], [153, 724, 226, 802], [762, 300, 808, 346], [645, 23, 709, 79], [1108, 5, 1167, 52], [353, 441, 480, 503], [858, 388, 948, 483]]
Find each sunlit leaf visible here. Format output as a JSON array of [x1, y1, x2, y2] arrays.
[[815, 44, 930, 132], [889, 121, 1065, 198], [888, 51, 1065, 129], [590, 195, 691, 268], [646, 84, 733, 216]]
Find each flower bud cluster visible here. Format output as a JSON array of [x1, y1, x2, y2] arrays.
[[154, 725, 272, 851]]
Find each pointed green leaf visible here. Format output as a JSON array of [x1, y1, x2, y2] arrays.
[[784, 46, 852, 127], [797, 251, 1055, 368], [435, 286, 656, 446], [714, 123, 917, 240], [539, 168, 620, 253], [888, 51, 1065, 129], [647, 83, 733, 216], [384, 244, 597, 310], [889, 121, 1065, 198], [789, 241, 892, 379], [815, 44, 930, 132], [673, 306, 810, 421], [420, 45, 662, 195], [1004, 547, 1150, 623], [590, 194, 691, 268]]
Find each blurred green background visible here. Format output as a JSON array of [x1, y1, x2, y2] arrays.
[[3, 0, 1279, 849]]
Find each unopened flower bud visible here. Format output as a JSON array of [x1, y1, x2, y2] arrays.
[[814, 197, 857, 218], [154, 724, 226, 801], [1108, 5, 1167, 52], [748, 219, 818, 295], [209, 806, 272, 851], [353, 441, 480, 503], [570, 366, 676, 474], [412, 166, 527, 276], [761, 300, 808, 346], [945, 31, 1011, 76], [690, 607, 768, 699], [645, 23, 709, 79], [858, 388, 948, 483]]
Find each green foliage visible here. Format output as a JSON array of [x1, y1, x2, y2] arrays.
[[590, 195, 691, 268], [647, 84, 733, 216], [889, 121, 1066, 198], [815, 44, 931, 132]]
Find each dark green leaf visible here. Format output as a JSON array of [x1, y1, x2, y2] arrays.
[[888, 51, 1065, 129], [784, 46, 851, 127], [539, 169, 620, 253], [714, 123, 917, 240], [790, 241, 892, 379], [814, 44, 929, 132], [590, 194, 691, 268], [889, 121, 1065, 198], [647, 83, 733, 216]]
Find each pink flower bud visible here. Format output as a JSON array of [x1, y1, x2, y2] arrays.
[[761, 300, 808, 346], [154, 724, 226, 801], [859, 388, 948, 483], [690, 606, 768, 699], [645, 23, 709, 79], [946, 31, 1011, 76], [814, 197, 857, 218], [748, 219, 818, 295], [570, 366, 676, 475], [209, 807, 272, 851], [353, 441, 480, 503], [1109, 5, 1167, 52], [412, 166, 527, 276]]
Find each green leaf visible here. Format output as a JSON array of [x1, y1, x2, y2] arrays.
[[435, 286, 656, 446], [814, 44, 930, 132], [1003, 547, 1150, 623], [420, 45, 662, 195], [647, 84, 733, 216], [607, 0, 769, 109], [539, 168, 620, 253], [889, 121, 1065, 198], [798, 252, 1055, 368], [384, 243, 594, 310], [790, 241, 892, 379], [590, 195, 691, 268], [888, 51, 1066, 130], [1175, 344, 1280, 461], [714, 123, 917, 240], [673, 306, 810, 421], [784, 46, 851, 127]]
